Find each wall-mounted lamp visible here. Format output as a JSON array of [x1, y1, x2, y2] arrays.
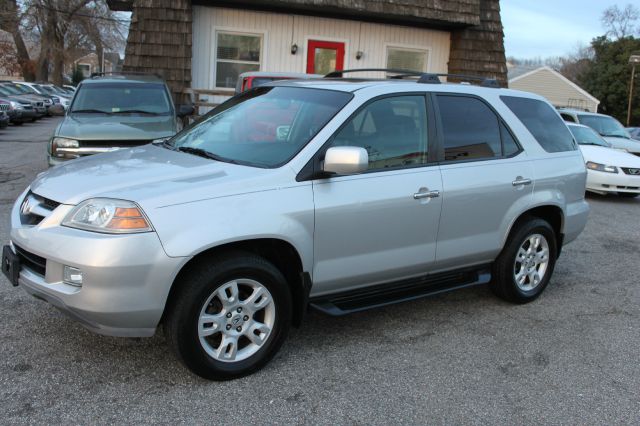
[[291, 44, 298, 55], [356, 51, 363, 60]]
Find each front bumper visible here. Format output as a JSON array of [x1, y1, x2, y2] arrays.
[[6, 189, 189, 337], [586, 169, 640, 194]]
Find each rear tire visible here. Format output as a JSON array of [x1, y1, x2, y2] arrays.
[[164, 251, 292, 380], [491, 218, 557, 303]]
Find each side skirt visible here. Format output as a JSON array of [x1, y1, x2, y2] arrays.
[[309, 265, 492, 316]]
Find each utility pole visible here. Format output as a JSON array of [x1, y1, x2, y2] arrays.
[[628, 55, 640, 127]]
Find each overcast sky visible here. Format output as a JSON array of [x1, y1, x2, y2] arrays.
[[501, 0, 633, 58]]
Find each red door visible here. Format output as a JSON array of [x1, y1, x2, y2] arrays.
[[307, 40, 345, 75]]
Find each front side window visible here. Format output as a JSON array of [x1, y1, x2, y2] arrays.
[[577, 114, 630, 139], [168, 87, 352, 168], [329, 95, 428, 171], [216, 32, 262, 89], [438, 95, 514, 161], [70, 83, 172, 115], [386, 47, 428, 72], [501, 96, 576, 153]]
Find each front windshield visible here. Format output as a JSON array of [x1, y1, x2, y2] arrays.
[[578, 114, 631, 138], [70, 82, 172, 114], [0, 84, 22, 95], [15, 84, 38, 94], [568, 125, 610, 147], [168, 86, 353, 168], [0, 86, 13, 97], [35, 84, 54, 95]]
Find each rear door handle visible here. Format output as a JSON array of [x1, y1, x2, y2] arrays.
[[413, 189, 440, 199], [512, 177, 532, 186]]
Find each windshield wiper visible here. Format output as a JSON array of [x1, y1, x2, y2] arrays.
[[111, 109, 161, 115], [71, 109, 112, 114], [177, 146, 238, 164], [600, 133, 627, 138]]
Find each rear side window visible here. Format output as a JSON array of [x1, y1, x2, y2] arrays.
[[501, 96, 576, 152], [437, 95, 519, 161]]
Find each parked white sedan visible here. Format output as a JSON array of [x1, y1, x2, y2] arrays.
[[568, 123, 640, 198]]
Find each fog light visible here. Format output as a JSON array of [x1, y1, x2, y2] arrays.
[[63, 266, 83, 287]]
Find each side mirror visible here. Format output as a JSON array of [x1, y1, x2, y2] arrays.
[[177, 104, 195, 118], [323, 146, 368, 175]]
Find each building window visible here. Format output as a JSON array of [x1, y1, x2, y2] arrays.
[[386, 47, 428, 72], [77, 63, 91, 77], [216, 32, 262, 89]]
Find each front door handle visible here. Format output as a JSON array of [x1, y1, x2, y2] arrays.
[[413, 189, 440, 200], [512, 177, 532, 186]]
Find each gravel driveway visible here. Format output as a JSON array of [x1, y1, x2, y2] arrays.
[[1, 118, 638, 424]]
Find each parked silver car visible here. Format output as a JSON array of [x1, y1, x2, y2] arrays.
[[3, 72, 589, 380]]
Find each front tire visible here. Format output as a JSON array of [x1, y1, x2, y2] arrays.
[[164, 252, 292, 380], [492, 218, 557, 303]]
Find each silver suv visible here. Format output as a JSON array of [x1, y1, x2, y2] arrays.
[[2, 72, 589, 380]]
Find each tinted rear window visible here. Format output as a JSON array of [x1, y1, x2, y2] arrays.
[[501, 96, 576, 152]]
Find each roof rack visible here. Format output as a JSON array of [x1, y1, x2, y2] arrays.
[[90, 71, 163, 79], [324, 68, 500, 88]]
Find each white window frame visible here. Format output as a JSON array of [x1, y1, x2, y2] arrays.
[[384, 44, 430, 73], [213, 30, 264, 90], [77, 63, 92, 77]]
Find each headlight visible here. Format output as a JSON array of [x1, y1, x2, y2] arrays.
[[50, 137, 79, 157], [62, 198, 153, 233], [9, 101, 22, 110], [586, 161, 618, 173]]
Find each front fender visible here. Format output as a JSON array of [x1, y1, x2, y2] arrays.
[[146, 184, 315, 273]]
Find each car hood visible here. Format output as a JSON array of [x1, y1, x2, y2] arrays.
[[57, 113, 176, 141], [29, 145, 283, 209], [579, 145, 640, 168], [602, 136, 640, 153]]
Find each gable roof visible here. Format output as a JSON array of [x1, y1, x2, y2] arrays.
[[508, 66, 599, 104]]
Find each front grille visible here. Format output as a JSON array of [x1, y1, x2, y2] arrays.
[[0, 103, 8, 111], [616, 185, 640, 190], [53, 98, 60, 104], [22, 105, 33, 110], [19, 191, 61, 226], [621, 167, 640, 175], [14, 244, 46, 277], [79, 140, 151, 148], [35, 101, 44, 107]]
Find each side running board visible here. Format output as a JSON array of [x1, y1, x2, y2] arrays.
[[309, 266, 491, 316]]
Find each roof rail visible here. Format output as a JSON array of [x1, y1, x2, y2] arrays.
[[324, 68, 425, 79], [324, 68, 500, 88], [90, 71, 163, 79], [420, 73, 500, 88]]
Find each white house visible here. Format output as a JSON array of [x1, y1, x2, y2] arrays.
[[509, 66, 600, 113]]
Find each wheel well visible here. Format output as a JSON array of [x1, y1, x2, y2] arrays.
[[161, 239, 308, 327], [512, 205, 564, 256]]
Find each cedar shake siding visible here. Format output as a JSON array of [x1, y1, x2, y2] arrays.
[[120, 0, 193, 102], [108, 0, 507, 100], [448, 0, 507, 86]]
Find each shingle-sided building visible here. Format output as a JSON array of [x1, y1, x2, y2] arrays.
[[108, 0, 508, 104], [508, 66, 600, 113]]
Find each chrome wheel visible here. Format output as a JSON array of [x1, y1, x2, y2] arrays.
[[513, 233, 550, 292], [198, 279, 275, 363]]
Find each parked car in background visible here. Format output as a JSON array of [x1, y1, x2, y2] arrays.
[[3, 72, 589, 380], [32, 83, 72, 110], [63, 84, 77, 93], [627, 127, 640, 141], [48, 73, 193, 166], [234, 71, 322, 94], [0, 92, 38, 124], [567, 123, 640, 198], [2, 82, 54, 115], [0, 109, 9, 128], [559, 109, 640, 155], [0, 85, 46, 119], [12, 81, 67, 112]]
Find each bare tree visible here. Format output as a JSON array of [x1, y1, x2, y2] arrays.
[[0, 0, 35, 80], [601, 4, 640, 39]]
